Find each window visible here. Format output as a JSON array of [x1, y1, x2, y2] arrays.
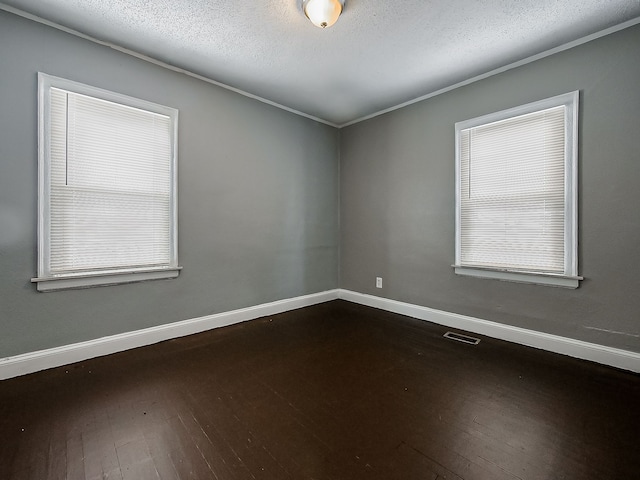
[[33, 73, 180, 292], [454, 92, 581, 288]]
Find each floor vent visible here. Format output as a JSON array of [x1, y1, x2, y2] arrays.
[[443, 331, 480, 345]]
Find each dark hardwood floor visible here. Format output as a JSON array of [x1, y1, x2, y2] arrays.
[[1, 300, 639, 480]]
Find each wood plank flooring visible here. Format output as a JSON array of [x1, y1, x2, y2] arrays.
[[1, 300, 639, 479]]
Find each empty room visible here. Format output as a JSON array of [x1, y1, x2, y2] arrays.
[[1, 1, 639, 479]]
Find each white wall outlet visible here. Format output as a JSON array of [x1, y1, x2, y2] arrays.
[[376, 277, 382, 288]]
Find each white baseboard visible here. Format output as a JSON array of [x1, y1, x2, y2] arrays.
[[3, 288, 638, 380], [0, 289, 340, 380], [339, 289, 640, 373]]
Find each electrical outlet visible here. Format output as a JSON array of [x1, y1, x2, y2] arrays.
[[376, 277, 382, 288]]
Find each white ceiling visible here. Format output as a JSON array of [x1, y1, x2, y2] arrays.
[[2, 1, 640, 126]]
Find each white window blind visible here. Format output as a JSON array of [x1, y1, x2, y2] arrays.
[[34, 74, 180, 291], [454, 92, 580, 288]]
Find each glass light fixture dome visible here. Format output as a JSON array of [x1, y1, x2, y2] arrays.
[[303, 0, 344, 29]]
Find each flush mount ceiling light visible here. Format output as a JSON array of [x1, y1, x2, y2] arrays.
[[303, 0, 345, 29]]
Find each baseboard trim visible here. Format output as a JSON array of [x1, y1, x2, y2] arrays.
[[4, 288, 638, 380], [338, 289, 640, 373], [0, 289, 340, 380]]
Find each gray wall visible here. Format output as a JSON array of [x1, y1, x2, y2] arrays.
[[2, 9, 639, 360], [341, 24, 640, 353], [0, 11, 340, 357]]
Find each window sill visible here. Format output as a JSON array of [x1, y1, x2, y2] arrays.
[[31, 267, 182, 292], [453, 265, 582, 289]]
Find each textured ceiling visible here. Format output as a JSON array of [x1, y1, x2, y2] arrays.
[[2, 0, 640, 126]]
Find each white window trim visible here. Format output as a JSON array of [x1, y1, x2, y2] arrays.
[[454, 91, 581, 288], [32, 73, 181, 292]]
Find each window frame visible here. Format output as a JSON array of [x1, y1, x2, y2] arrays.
[[33, 73, 180, 292], [454, 91, 581, 288]]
